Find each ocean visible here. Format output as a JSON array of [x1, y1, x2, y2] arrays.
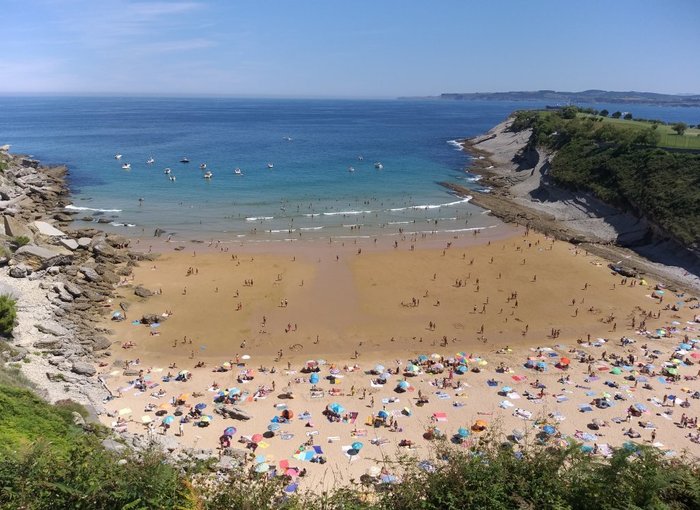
[[1, 97, 698, 242]]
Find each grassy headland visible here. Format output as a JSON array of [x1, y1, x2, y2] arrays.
[[509, 107, 700, 249]]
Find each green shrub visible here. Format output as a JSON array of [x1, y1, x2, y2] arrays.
[[0, 294, 17, 336], [10, 236, 30, 250]]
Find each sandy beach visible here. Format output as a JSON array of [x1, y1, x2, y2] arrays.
[[96, 228, 700, 491]]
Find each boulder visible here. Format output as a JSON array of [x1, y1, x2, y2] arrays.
[[13, 244, 69, 269], [63, 282, 83, 297], [33, 339, 64, 349], [101, 439, 126, 452], [77, 237, 92, 248], [80, 266, 101, 282], [106, 234, 129, 248], [92, 336, 112, 351], [3, 213, 32, 238], [71, 361, 96, 376], [60, 238, 79, 251], [9, 264, 29, 278], [36, 321, 69, 337], [140, 314, 163, 325], [33, 220, 66, 237], [134, 286, 153, 298]]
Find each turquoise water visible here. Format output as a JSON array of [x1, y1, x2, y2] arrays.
[[1, 97, 698, 241]]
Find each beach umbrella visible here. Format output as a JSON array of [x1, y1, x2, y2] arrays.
[[251, 434, 264, 443], [610, 367, 622, 375], [177, 393, 189, 402], [329, 367, 341, 375], [666, 367, 679, 375], [309, 373, 319, 384], [199, 415, 211, 423], [380, 372, 392, 380], [433, 363, 445, 371], [224, 426, 237, 436], [195, 403, 207, 410], [352, 441, 364, 451], [267, 423, 280, 432], [472, 419, 488, 431], [458, 427, 470, 438], [430, 353, 441, 360], [178, 370, 190, 377], [417, 355, 429, 363], [478, 359, 488, 366], [241, 354, 251, 360], [559, 357, 571, 366], [536, 361, 547, 369], [327, 403, 345, 414], [374, 364, 385, 374], [284, 483, 298, 494], [455, 365, 467, 374], [367, 465, 382, 477], [633, 403, 648, 412], [282, 409, 294, 419], [162, 415, 175, 425], [228, 388, 241, 396], [255, 463, 270, 473], [222, 361, 232, 370], [377, 410, 389, 419], [501, 386, 513, 393], [543, 425, 556, 435], [405, 364, 420, 373], [397, 380, 410, 391], [306, 360, 318, 368], [679, 343, 692, 350]]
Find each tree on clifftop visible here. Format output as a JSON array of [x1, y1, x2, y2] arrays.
[[612, 111, 622, 119], [599, 109, 609, 117], [672, 122, 688, 135], [623, 113, 633, 120]]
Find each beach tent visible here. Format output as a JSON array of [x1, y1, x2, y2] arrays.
[[224, 426, 236, 436], [327, 403, 345, 414]]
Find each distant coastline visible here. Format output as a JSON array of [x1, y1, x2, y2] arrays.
[[400, 89, 700, 107]]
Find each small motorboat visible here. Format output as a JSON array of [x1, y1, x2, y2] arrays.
[[114, 153, 122, 160], [282, 136, 293, 141], [121, 163, 131, 170], [358, 155, 364, 161], [267, 163, 274, 169], [203, 171, 213, 179], [180, 157, 190, 163], [199, 163, 207, 170], [348, 166, 355, 172], [234, 168, 243, 175], [169, 175, 176, 182], [146, 156, 155, 164], [164, 167, 171, 174], [374, 162, 383, 170]]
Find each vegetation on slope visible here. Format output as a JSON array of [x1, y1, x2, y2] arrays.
[[510, 108, 700, 248]]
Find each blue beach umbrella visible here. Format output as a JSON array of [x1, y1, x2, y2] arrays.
[[536, 361, 547, 369], [284, 483, 298, 493], [543, 425, 556, 435], [633, 403, 648, 412], [458, 427, 470, 438], [309, 373, 319, 384], [397, 380, 410, 391], [455, 365, 467, 374], [680, 343, 692, 350], [224, 426, 236, 436], [352, 441, 363, 451], [195, 403, 207, 410], [162, 415, 175, 425], [377, 410, 389, 419], [374, 364, 385, 373], [501, 386, 513, 393], [228, 388, 241, 396], [255, 463, 270, 473], [327, 403, 345, 414], [417, 355, 429, 362], [267, 423, 280, 432]]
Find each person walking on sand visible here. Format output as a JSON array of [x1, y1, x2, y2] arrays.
[[179, 421, 184, 437]]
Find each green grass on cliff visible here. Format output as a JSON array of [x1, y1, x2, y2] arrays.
[[510, 109, 700, 248], [578, 114, 700, 149]]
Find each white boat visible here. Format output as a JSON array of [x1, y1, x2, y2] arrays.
[[180, 157, 190, 163], [283, 136, 293, 141], [203, 171, 213, 179], [267, 163, 274, 169], [348, 166, 355, 172], [234, 168, 243, 175], [146, 157, 155, 164], [169, 175, 176, 182], [358, 155, 364, 161], [374, 162, 383, 169], [199, 163, 207, 170], [121, 163, 131, 170], [164, 167, 171, 174], [114, 153, 122, 160]]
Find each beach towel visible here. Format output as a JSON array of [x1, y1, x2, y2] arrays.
[[433, 412, 448, 422], [349, 412, 358, 424], [371, 437, 389, 445], [499, 400, 514, 408], [507, 392, 521, 399], [512, 375, 527, 382], [257, 442, 270, 449], [370, 382, 384, 388], [313, 446, 324, 455], [341, 446, 359, 461], [437, 392, 451, 400], [513, 408, 532, 419], [381, 397, 399, 404], [487, 380, 499, 387], [556, 395, 569, 402], [578, 405, 593, 413], [280, 433, 294, 441], [351, 429, 368, 437]]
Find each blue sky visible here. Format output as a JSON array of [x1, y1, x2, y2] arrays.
[[1, 0, 699, 97]]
